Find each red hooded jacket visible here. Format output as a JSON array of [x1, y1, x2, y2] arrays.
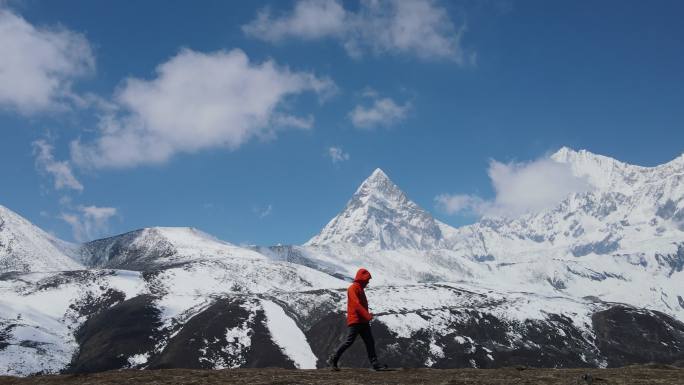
[[346, 268, 373, 326]]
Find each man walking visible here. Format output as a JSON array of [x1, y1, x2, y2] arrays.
[[328, 268, 385, 371]]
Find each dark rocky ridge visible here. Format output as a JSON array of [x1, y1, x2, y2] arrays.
[[67, 294, 163, 373], [146, 297, 295, 369], [593, 306, 684, 367], [305, 310, 603, 369]]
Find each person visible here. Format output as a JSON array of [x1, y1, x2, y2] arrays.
[[328, 268, 385, 371]]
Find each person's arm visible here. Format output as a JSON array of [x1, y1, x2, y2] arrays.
[[349, 285, 373, 322]]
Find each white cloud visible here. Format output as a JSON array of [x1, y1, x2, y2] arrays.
[[349, 95, 410, 129], [32, 139, 83, 191], [70, 48, 336, 169], [243, 0, 471, 63], [435, 194, 485, 215], [328, 146, 350, 163], [436, 157, 594, 218], [0, 7, 94, 114], [253, 204, 273, 219], [244, 0, 347, 41], [61, 205, 117, 242]]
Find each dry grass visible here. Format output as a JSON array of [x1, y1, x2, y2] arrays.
[[0, 366, 682, 385]]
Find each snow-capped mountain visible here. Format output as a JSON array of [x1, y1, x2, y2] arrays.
[[0, 205, 83, 273], [292, 168, 477, 284], [0, 227, 345, 375], [274, 149, 684, 318], [1, 147, 683, 376], [306, 148, 684, 261], [552, 146, 684, 196], [439, 148, 684, 313], [79, 227, 272, 270], [306, 168, 451, 250]]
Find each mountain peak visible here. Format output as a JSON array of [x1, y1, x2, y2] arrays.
[[550, 147, 614, 166], [306, 169, 447, 250], [367, 168, 389, 181], [550, 146, 577, 160], [355, 168, 393, 193], [551, 147, 622, 175], [0, 204, 83, 273], [550, 146, 684, 193], [353, 168, 403, 202], [80, 226, 263, 270]]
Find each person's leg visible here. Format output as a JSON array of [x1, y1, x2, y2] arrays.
[[331, 325, 360, 364], [358, 323, 378, 366]]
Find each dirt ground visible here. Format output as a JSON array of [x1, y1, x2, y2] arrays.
[[0, 366, 682, 385]]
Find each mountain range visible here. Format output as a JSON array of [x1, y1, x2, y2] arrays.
[[1, 147, 683, 375]]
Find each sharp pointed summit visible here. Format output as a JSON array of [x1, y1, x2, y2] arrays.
[[353, 168, 405, 204], [365, 167, 390, 182], [306, 169, 449, 250]]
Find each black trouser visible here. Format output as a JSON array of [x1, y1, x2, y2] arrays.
[[332, 322, 377, 365]]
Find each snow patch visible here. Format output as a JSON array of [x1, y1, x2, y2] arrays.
[[127, 353, 149, 367], [378, 312, 430, 338], [425, 340, 444, 367], [260, 300, 317, 369], [219, 302, 256, 369]]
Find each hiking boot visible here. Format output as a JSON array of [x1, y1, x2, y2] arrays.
[[372, 362, 388, 371], [327, 355, 340, 371]]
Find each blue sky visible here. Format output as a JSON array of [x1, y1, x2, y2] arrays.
[[1, 0, 683, 245]]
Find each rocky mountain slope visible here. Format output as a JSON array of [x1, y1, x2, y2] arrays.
[[2, 269, 683, 376]]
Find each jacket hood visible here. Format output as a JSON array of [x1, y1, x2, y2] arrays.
[[354, 268, 372, 284]]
